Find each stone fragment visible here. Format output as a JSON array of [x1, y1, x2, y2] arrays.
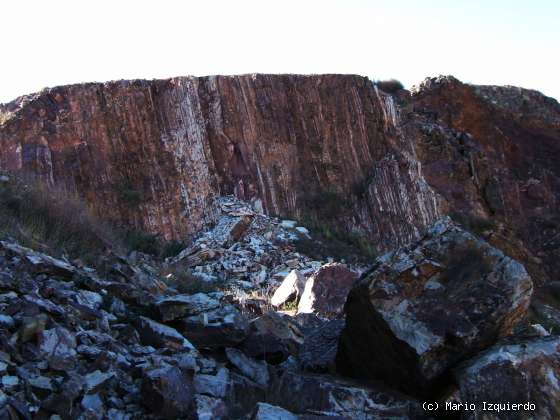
[[178, 304, 248, 349], [141, 366, 194, 419], [0, 241, 76, 279], [41, 375, 83, 417], [0, 315, 14, 329], [299, 319, 345, 373], [136, 316, 195, 351], [241, 312, 303, 364], [194, 394, 228, 420], [269, 371, 425, 418], [193, 367, 230, 398], [38, 327, 77, 371], [81, 393, 105, 419], [281, 220, 297, 229], [27, 376, 54, 398], [252, 402, 298, 420], [297, 263, 358, 318], [1, 376, 19, 391], [84, 370, 115, 394], [270, 270, 306, 307], [225, 348, 269, 387], [156, 292, 221, 322], [337, 218, 534, 396]]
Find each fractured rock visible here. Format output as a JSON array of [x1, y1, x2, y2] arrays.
[[299, 319, 345, 373], [38, 327, 77, 371], [241, 312, 303, 364], [225, 348, 269, 387], [178, 304, 249, 349], [141, 366, 194, 419], [135, 316, 195, 351], [297, 263, 358, 318], [194, 394, 228, 420], [268, 371, 425, 419], [156, 292, 221, 321], [454, 336, 560, 420], [337, 217, 534, 396], [193, 367, 230, 398], [252, 402, 298, 420]]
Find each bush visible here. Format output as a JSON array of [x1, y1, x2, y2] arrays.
[[450, 211, 496, 236], [115, 180, 143, 206], [304, 189, 350, 221], [0, 175, 118, 263], [123, 230, 160, 255], [294, 219, 377, 263], [375, 79, 404, 94]]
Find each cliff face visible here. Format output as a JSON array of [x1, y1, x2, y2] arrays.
[[409, 76, 560, 284], [2, 73, 558, 279], [0, 75, 440, 251]]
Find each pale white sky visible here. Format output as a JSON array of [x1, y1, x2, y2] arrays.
[[1, 0, 558, 103]]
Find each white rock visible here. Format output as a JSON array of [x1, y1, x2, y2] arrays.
[[281, 220, 297, 229], [271, 270, 306, 307], [295, 226, 310, 235], [531, 324, 550, 337], [252, 402, 298, 420]]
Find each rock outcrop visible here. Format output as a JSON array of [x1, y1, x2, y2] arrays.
[[0, 75, 441, 253], [337, 217, 533, 396], [409, 75, 560, 284], [1, 72, 560, 418]]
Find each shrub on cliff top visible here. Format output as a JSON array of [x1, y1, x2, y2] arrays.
[[375, 79, 404, 94]]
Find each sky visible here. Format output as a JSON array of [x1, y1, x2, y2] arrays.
[[1, 0, 559, 103]]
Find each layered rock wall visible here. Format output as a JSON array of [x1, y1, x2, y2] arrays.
[[0, 75, 441, 250]]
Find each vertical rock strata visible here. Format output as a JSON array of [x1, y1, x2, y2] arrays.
[[0, 75, 441, 250]]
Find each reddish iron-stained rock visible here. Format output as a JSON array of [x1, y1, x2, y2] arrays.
[[0, 75, 441, 253], [297, 263, 358, 318], [408, 75, 560, 284]]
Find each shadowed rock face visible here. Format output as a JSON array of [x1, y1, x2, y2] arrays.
[[0, 74, 441, 251], [409, 75, 560, 284]]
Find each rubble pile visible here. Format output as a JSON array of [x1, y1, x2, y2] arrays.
[[0, 194, 558, 418], [0, 195, 420, 419], [167, 196, 365, 307]]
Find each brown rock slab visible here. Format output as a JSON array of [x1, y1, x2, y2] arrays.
[[297, 263, 358, 318]]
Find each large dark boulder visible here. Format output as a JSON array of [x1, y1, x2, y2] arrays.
[[337, 218, 533, 397]]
